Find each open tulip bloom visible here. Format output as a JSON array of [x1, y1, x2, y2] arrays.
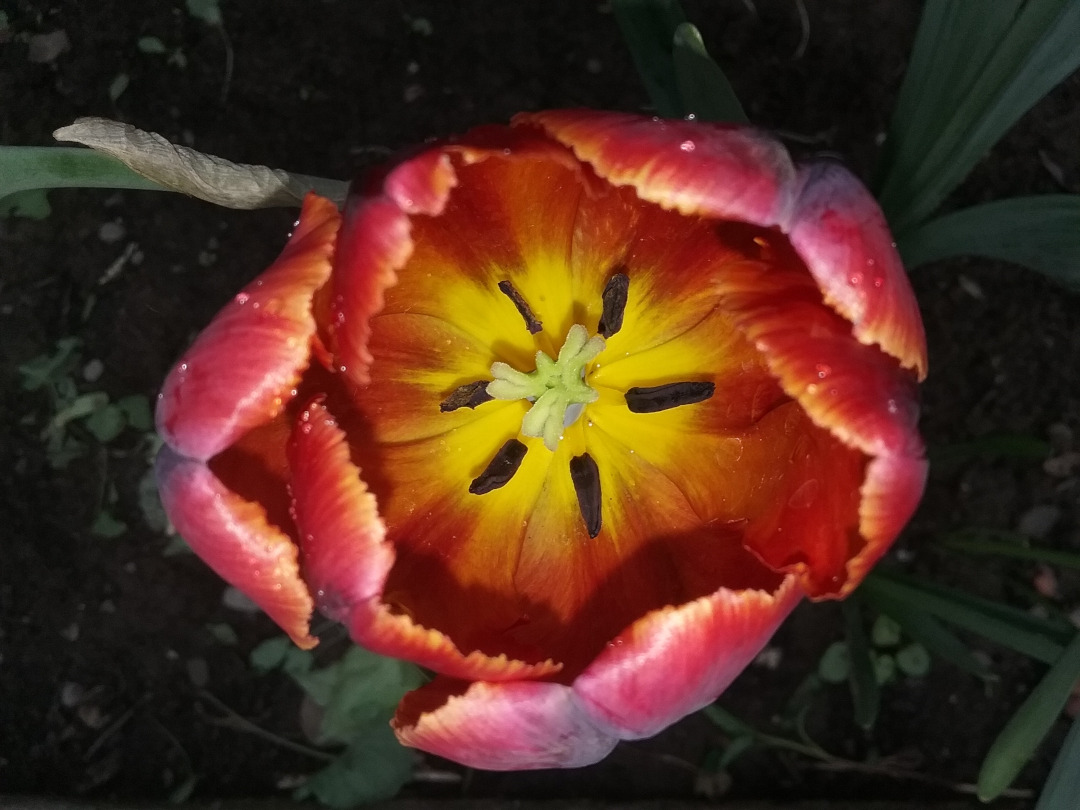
[[155, 110, 927, 770]]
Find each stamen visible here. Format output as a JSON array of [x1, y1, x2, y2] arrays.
[[469, 439, 529, 495], [440, 380, 494, 412], [498, 280, 543, 334], [569, 453, 602, 538], [625, 381, 716, 413], [597, 272, 629, 338]]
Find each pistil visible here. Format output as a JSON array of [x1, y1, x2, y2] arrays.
[[487, 324, 606, 451]]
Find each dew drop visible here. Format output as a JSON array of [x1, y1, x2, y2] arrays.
[[680, 139, 696, 152], [815, 363, 831, 379], [873, 277, 884, 288], [235, 292, 250, 305], [179, 362, 188, 372], [684, 113, 696, 121], [848, 272, 863, 286]]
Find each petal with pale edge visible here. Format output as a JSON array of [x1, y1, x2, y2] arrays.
[[573, 577, 800, 738], [155, 447, 315, 648], [157, 194, 340, 461], [516, 109, 796, 226], [394, 680, 618, 770], [287, 398, 560, 682], [332, 152, 456, 387], [786, 162, 927, 380]]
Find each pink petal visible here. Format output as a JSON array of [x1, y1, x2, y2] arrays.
[[847, 452, 929, 593], [572, 577, 800, 738], [394, 679, 617, 770], [157, 194, 340, 461], [332, 151, 456, 387], [516, 109, 797, 226], [287, 399, 560, 683], [287, 398, 392, 618], [155, 448, 315, 648], [786, 162, 928, 380]]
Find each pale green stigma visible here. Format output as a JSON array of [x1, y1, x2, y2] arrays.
[[487, 324, 606, 451]]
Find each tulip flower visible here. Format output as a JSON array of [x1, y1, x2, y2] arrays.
[[155, 110, 927, 770]]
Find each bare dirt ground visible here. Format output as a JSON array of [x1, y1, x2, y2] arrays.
[[1, 0, 1078, 803]]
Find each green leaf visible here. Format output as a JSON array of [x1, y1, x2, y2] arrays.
[[83, 403, 127, 443], [137, 36, 168, 54], [877, 0, 1080, 234], [862, 571, 1072, 664], [612, 0, 689, 117], [871, 614, 903, 648], [249, 635, 296, 672], [842, 600, 881, 730], [0, 147, 164, 215], [1036, 714, 1080, 810], [817, 641, 850, 685], [861, 588, 994, 680], [702, 703, 757, 738], [978, 630, 1080, 801], [0, 188, 52, 219], [18, 337, 82, 391], [293, 647, 425, 745], [116, 394, 154, 432], [939, 529, 1080, 571], [295, 722, 414, 807], [895, 643, 932, 677], [671, 23, 747, 124], [108, 73, 130, 102], [91, 510, 128, 538], [185, 0, 223, 27], [899, 195, 1080, 288]]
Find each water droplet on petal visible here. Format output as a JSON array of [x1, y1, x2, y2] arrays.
[[815, 363, 831, 379], [849, 272, 863, 286], [680, 139, 696, 152], [873, 277, 885, 288], [235, 292, 249, 305], [684, 113, 696, 121]]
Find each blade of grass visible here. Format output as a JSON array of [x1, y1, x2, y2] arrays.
[[841, 599, 880, 729], [862, 572, 1071, 663], [938, 530, 1080, 572], [978, 630, 1080, 801], [861, 589, 994, 680], [898, 196, 1080, 288], [612, 0, 688, 117], [671, 23, 747, 123], [1035, 714, 1080, 810], [876, 0, 1080, 233]]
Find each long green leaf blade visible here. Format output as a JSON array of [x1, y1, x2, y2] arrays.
[[978, 631, 1080, 801], [898, 195, 1080, 288], [671, 23, 747, 123], [862, 589, 994, 680], [612, 0, 688, 117], [862, 572, 1071, 663], [877, 0, 1080, 233], [0, 146, 165, 201], [1036, 715, 1080, 810], [841, 600, 880, 729]]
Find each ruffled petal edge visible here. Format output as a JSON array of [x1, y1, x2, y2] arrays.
[[155, 447, 315, 648], [571, 577, 801, 738], [394, 679, 617, 770], [156, 193, 340, 461]]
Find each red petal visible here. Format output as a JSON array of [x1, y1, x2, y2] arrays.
[[155, 448, 315, 648], [517, 109, 796, 226], [848, 452, 929, 592], [287, 399, 560, 682], [394, 679, 617, 770], [787, 162, 928, 380], [332, 151, 457, 387], [573, 577, 800, 738], [157, 194, 340, 461], [287, 399, 392, 618]]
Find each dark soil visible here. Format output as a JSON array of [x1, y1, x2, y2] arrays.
[[2, 0, 1078, 804]]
